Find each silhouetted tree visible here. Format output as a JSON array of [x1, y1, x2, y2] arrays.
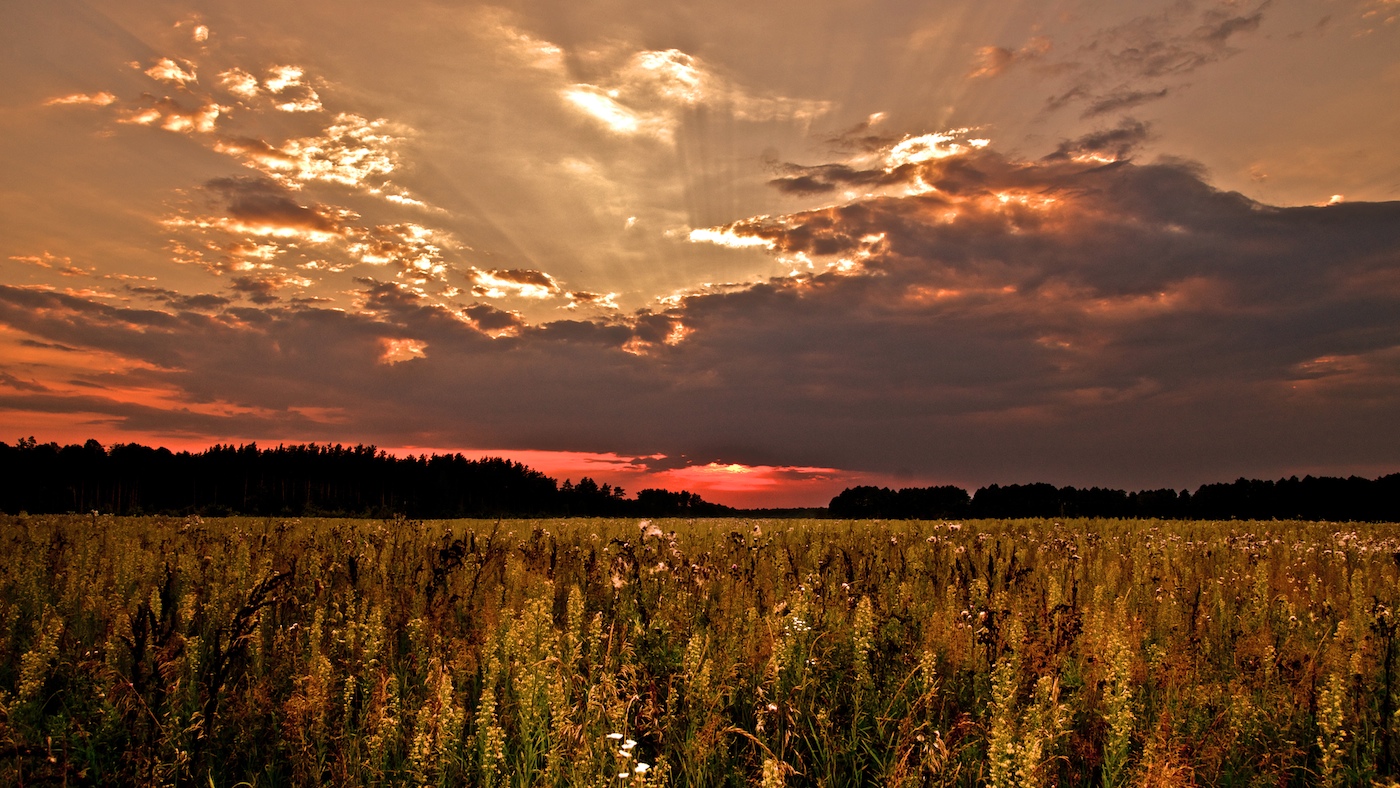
[[0, 439, 733, 518]]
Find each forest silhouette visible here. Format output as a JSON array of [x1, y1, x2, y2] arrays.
[[1, 438, 1396, 520]]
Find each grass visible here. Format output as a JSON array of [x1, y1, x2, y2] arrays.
[[1, 514, 1398, 786]]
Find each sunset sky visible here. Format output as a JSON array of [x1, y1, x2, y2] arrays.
[[2, 0, 1399, 506]]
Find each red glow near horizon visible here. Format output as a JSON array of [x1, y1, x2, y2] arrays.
[[0, 426, 893, 508], [385, 448, 881, 508]]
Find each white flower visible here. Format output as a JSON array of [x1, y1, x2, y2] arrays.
[[635, 763, 651, 774], [623, 739, 637, 749], [607, 733, 624, 740]]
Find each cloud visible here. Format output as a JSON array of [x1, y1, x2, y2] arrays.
[[968, 36, 1053, 78], [217, 65, 323, 112], [203, 177, 343, 235], [768, 163, 896, 196], [494, 22, 567, 72], [1035, 2, 1268, 118], [12, 23, 1400, 491], [49, 48, 411, 204], [44, 50, 479, 309], [229, 274, 310, 304], [563, 86, 662, 138], [221, 113, 402, 190], [3, 132, 1399, 491], [1103, 5, 1266, 79], [1081, 88, 1171, 118], [142, 57, 198, 86], [1360, 0, 1400, 31], [462, 303, 526, 337], [9, 253, 93, 278], [758, 128, 992, 202], [43, 92, 117, 107], [126, 286, 231, 311], [380, 337, 427, 364], [1044, 119, 1153, 162], [562, 48, 830, 142], [566, 291, 620, 310], [469, 268, 563, 300], [117, 96, 225, 134]]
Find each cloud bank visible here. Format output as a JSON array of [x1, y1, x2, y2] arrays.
[[2, 124, 1398, 490]]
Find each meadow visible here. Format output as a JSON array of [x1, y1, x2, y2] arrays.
[[1, 514, 1397, 787]]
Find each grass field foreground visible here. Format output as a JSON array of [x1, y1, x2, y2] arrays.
[[2, 515, 1398, 786]]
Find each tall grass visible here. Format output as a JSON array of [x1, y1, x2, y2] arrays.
[[2, 515, 1399, 786]]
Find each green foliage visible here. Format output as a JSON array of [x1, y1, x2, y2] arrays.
[[1, 515, 1399, 786]]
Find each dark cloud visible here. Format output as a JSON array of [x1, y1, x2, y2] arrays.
[[479, 269, 556, 289], [768, 162, 897, 195], [18, 339, 78, 352], [565, 291, 619, 310], [821, 117, 900, 155], [127, 285, 232, 311], [229, 275, 283, 304], [1, 146, 1398, 488], [1196, 7, 1268, 47], [203, 177, 340, 234], [1103, 4, 1267, 79], [1045, 85, 1090, 113], [1041, 2, 1267, 118], [176, 293, 234, 310], [535, 318, 632, 345], [1082, 88, 1171, 118], [467, 267, 565, 300], [1045, 119, 1153, 162], [0, 371, 49, 393], [462, 303, 525, 333]]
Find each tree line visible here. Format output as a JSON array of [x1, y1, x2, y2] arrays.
[[0, 438, 733, 518], [2, 437, 1396, 521], [828, 475, 1400, 522]]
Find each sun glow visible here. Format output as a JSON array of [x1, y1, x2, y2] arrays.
[[44, 92, 117, 107], [687, 227, 776, 249], [653, 462, 842, 498], [563, 87, 644, 135], [162, 216, 340, 244], [470, 269, 561, 300], [379, 338, 427, 364], [143, 58, 198, 85], [885, 130, 978, 168], [634, 50, 706, 103]]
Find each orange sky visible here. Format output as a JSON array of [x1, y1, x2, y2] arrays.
[[2, 0, 1399, 506]]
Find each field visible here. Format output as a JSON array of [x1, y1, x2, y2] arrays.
[[2, 515, 1398, 787]]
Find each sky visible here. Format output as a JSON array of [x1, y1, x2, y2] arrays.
[[2, 0, 1399, 507]]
